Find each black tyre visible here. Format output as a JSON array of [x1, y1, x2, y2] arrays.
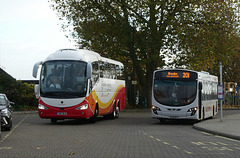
[[51, 118, 58, 123], [110, 104, 119, 119], [90, 106, 98, 123], [159, 118, 166, 123]]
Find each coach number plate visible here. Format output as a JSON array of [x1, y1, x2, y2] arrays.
[[57, 112, 67, 115]]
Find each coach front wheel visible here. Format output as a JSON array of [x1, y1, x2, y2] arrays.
[[90, 106, 98, 123], [51, 118, 57, 123]]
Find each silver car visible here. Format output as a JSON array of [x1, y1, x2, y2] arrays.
[[0, 94, 14, 131]]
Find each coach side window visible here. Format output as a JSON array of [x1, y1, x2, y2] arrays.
[[109, 64, 116, 79], [116, 65, 124, 80], [91, 61, 99, 86]]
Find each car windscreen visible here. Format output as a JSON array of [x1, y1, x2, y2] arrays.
[[0, 95, 7, 105]]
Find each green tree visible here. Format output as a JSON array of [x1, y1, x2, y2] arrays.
[[0, 68, 38, 110], [172, 0, 240, 78], [49, 0, 238, 107]]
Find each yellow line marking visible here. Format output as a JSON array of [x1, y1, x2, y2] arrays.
[[209, 142, 218, 145], [215, 135, 240, 142], [163, 142, 170, 145], [202, 146, 212, 151], [217, 142, 228, 146], [201, 132, 212, 136], [172, 146, 180, 149], [0, 147, 13, 150], [191, 142, 205, 146], [184, 150, 193, 154], [220, 147, 233, 151], [149, 136, 154, 139], [140, 131, 192, 154]]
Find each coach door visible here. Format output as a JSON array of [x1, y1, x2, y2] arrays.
[[198, 82, 202, 119]]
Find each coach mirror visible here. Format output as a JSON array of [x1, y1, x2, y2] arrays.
[[86, 62, 92, 79], [33, 61, 43, 78]]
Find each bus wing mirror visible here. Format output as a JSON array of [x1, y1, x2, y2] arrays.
[[33, 61, 42, 78], [199, 82, 202, 90], [86, 63, 92, 79]]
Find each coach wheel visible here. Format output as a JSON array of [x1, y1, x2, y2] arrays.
[[51, 118, 57, 123], [90, 106, 98, 123], [110, 104, 118, 119], [115, 104, 120, 118]]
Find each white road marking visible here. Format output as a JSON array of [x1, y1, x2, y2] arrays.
[[1, 115, 29, 143]]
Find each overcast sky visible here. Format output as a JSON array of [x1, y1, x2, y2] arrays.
[[0, 0, 76, 80]]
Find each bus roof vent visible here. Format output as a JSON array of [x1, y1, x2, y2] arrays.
[[59, 49, 77, 52], [201, 71, 209, 75]]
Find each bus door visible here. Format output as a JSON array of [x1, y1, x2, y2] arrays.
[[198, 82, 202, 119]]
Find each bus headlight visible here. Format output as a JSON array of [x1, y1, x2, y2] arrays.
[[76, 104, 88, 110], [152, 106, 161, 115], [187, 107, 198, 116], [38, 104, 48, 110]]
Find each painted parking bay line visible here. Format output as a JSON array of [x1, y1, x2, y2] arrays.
[[1, 114, 29, 143]]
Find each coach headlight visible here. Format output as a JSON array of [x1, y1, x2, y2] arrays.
[[187, 107, 198, 116], [152, 106, 161, 115], [76, 104, 88, 110], [38, 104, 48, 110]]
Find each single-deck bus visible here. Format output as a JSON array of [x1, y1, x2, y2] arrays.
[[152, 69, 218, 122], [33, 49, 125, 123]]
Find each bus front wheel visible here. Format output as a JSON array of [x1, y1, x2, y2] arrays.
[[159, 118, 166, 123]]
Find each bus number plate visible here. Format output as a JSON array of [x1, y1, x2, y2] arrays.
[[170, 116, 178, 119], [57, 112, 67, 115]]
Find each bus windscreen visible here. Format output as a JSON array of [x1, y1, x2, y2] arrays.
[[154, 70, 197, 106]]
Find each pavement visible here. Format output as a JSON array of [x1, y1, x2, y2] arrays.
[[193, 113, 240, 140]]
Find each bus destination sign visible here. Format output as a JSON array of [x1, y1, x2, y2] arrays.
[[154, 70, 197, 80], [164, 71, 190, 78]]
